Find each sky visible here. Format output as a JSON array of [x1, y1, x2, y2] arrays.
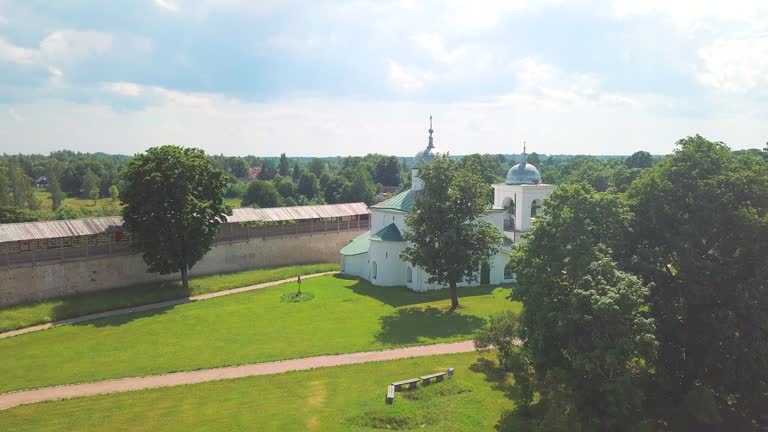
[[0, 0, 767, 157]]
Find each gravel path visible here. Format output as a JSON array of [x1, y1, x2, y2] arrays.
[[0, 271, 338, 340], [0, 341, 476, 411]]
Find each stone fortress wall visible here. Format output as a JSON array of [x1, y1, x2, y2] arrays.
[[0, 230, 363, 307]]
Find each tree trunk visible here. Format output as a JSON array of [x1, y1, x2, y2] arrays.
[[449, 281, 459, 311], [181, 266, 189, 292]]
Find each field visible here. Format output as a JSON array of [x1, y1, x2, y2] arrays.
[[0, 351, 521, 431], [0, 263, 339, 333], [0, 275, 517, 393]]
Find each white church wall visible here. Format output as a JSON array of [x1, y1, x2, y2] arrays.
[[368, 240, 404, 286], [341, 254, 368, 280]]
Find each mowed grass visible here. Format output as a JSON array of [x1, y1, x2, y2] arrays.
[[33, 189, 120, 211], [0, 263, 339, 333], [0, 275, 518, 393], [0, 351, 518, 431]]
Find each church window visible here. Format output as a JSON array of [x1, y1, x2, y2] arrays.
[[531, 200, 539, 218], [372, 262, 378, 279], [504, 262, 514, 280], [406, 267, 413, 283]]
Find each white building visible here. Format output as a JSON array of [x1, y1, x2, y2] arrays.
[[340, 122, 555, 291]]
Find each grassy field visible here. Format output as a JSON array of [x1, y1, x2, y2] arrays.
[[0, 275, 518, 393], [33, 189, 121, 211], [0, 351, 521, 431], [223, 196, 243, 208], [0, 263, 339, 333]]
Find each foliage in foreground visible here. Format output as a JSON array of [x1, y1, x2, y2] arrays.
[[493, 136, 768, 431]]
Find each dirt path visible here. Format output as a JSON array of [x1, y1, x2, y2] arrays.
[[0, 341, 476, 411], [0, 271, 338, 340]]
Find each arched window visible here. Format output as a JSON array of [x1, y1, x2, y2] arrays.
[[504, 262, 514, 280], [502, 197, 516, 231], [531, 200, 539, 218], [372, 261, 378, 280], [406, 267, 413, 283]]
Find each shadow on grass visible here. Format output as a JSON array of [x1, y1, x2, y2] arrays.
[[70, 303, 180, 328], [469, 357, 537, 432], [339, 275, 505, 308], [375, 306, 487, 344], [47, 281, 189, 325]]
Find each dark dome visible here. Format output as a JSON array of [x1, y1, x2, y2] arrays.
[[506, 157, 541, 185]]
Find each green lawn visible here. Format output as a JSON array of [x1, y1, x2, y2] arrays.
[[33, 189, 121, 212], [0, 263, 339, 333], [0, 275, 518, 393], [0, 351, 520, 431]]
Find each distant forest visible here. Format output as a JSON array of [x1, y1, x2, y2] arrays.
[[1, 145, 765, 223]]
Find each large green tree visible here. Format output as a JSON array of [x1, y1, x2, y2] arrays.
[[627, 136, 768, 429], [401, 155, 502, 310], [242, 180, 282, 208], [373, 156, 401, 186], [121, 146, 230, 290], [278, 153, 290, 177], [509, 183, 656, 430], [297, 173, 320, 200]]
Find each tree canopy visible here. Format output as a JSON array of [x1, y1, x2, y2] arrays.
[[627, 135, 768, 428], [121, 146, 230, 290], [401, 155, 502, 310]]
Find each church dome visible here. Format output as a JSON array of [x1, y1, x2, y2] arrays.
[[415, 144, 444, 165], [506, 153, 541, 185]]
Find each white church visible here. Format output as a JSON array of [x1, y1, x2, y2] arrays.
[[340, 121, 555, 291]]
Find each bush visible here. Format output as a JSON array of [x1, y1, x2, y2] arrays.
[[474, 310, 522, 371]]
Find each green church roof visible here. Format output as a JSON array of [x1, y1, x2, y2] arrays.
[[339, 231, 371, 256], [370, 189, 417, 212], [370, 223, 403, 242]]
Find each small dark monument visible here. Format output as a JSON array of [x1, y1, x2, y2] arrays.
[[447, 367, 454, 377], [296, 275, 302, 297]]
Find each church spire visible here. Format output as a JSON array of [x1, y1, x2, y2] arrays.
[[427, 115, 434, 150], [521, 141, 528, 165]]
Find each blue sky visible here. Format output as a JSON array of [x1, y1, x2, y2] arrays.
[[0, 0, 766, 156]]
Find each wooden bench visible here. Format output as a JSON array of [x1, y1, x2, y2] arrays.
[[420, 372, 447, 384], [391, 378, 419, 391], [385, 384, 395, 405]]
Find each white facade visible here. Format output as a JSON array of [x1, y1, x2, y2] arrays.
[[341, 155, 554, 291], [340, 124, 555, 291]]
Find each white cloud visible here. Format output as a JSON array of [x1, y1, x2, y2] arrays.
[[408, 33, 466, 65], [0, 14, 8, 26], [104, 81, 214, 107], [697, 35, 768, 92], [39, 30, 113, 64], [105, 82, 143, 97], [611, 0, 768, 34], [0, 37, 37, 64], [152, 0, 179, 11], [7, 108, 23, 122], [387, 60, 436, 90]]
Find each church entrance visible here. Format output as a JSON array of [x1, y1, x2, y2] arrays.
[[480, 262, 491, 285]]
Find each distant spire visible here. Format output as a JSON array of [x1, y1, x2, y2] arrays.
[[521, 141, 528, 165], [427, 115, 434, 149]]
